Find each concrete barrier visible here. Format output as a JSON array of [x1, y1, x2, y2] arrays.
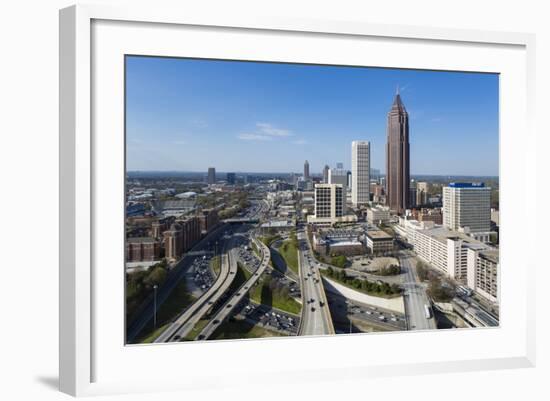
[[323, 276, 405, 314]]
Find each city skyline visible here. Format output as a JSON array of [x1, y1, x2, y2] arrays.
[[126, 56, 499, 176]]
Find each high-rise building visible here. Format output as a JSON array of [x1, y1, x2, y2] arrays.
[[416, 181, 430, 205], [304, 160, 310, 179], [226, 172, 236, 185], [328, 166, 348, 190], [207, 167, 216, 184], [336, 162, 344, 169], [351, 141, 370, 206], [443, 182, 492, 242], [386, 90, 410, 215], [370, 168, 381, 183], [307, 183, 345, 225], [322, 165, 330, 183], [409, 187, 417, 208]]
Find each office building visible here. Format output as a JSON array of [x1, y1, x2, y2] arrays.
[[367, 205, 391, 225], [370, 168, 381, 183], [351, 140, 371, 206], [365, 230, 394, 254], [226, 172, 236, 185], [207, 167, 216, 184], [416, 182, 430, 205], [328, 166, 348, 190], [304, 160, 310, 179], [307, 184, 357, 226], [322, 165, 330, 183], [409, 187, 417, 208], [443, 182, 492, 242], [386, 90, 410, 214]]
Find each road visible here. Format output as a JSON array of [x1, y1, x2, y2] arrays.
[[400, 254, 437, 331], [126, 223, 228, 343], [153, 252, 235, 342], [297, 231, 335, 336], [196, 234, 272, 340]]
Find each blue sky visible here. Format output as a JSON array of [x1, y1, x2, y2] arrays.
[[126, 56, 499, 176]]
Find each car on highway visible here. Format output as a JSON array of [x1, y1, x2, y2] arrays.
[[213, 319, 220, 324], [310, 307, 316, 312]]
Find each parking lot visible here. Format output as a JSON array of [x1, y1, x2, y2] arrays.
[[237, 301, 300, 336]]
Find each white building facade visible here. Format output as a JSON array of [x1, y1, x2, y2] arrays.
[[351, 140, 371, 206], [367, 205, 391, 225], [399, 218, 491, 282]]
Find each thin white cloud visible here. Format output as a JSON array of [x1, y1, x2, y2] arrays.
[[399, 83, 411, 93], [292, 139, 307, 145], [256, 123, 293, 137], [238, 133, 273, 141], [172, 140, 187, 145]]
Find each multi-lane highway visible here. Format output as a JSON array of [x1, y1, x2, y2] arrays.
[[153, 252, 235, 342], [126, 224, 228, 343], [297, 231, 335, 336], [400, 254, 436, 331], [196, 235, 272, 340]]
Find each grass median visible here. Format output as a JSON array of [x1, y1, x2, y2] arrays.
[[278, 240, 299, 274], [249, 275, 301, 315]]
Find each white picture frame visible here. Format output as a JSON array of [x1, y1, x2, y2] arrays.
[[59, 4, 536, 397]]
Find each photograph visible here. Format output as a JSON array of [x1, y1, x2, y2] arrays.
[[124, 55, 500, 344]]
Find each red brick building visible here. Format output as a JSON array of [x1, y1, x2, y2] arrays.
[[126, 237, 161, 262], [198, 208, 220, 235]]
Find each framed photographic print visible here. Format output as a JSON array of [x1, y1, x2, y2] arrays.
[[59, 4, 536, 397]]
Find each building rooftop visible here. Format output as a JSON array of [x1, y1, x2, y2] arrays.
[[366, 230, 393, 240], [261, 220, 294, 228], [416, 224, 491, 252], [479, 249, 499, 264], [448, 182, 485, 188], [330, 240, 363, 247], [127, 237, 158, 244]]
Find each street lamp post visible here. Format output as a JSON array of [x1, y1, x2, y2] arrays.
[[153, 284, 158, 329]]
